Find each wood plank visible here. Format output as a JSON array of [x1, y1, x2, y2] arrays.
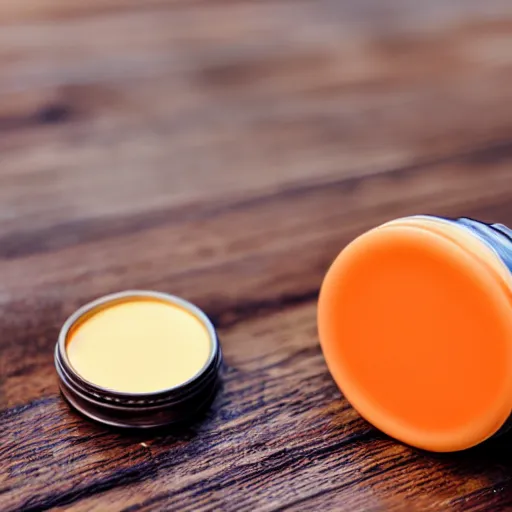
[[0, 0, 511, 25], [0, 1, 510, 236], [2, 145, 512, 410], [2, 146, 512, 411], [4, 302, 512, 512]]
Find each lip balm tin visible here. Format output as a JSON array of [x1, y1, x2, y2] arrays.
[[318, 216, 512, 452], [55, 291, 222, 428]]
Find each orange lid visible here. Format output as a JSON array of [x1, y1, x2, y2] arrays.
[[318, 217, 512, 452]]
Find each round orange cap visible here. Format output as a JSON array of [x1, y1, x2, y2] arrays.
[[318, 218, 512, 452]]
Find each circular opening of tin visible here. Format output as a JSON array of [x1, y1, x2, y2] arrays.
[[60, 291, 216, 395]]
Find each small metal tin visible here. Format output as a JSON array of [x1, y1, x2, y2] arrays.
[[55, 290, 222, 429]]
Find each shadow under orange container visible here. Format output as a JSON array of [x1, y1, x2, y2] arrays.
[[318, 215, 512, 452]]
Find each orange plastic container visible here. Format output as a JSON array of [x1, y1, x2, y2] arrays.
[[318, 216, 512, 452]]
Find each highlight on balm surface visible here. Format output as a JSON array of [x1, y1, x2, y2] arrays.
[[318, 216, 512, 452], [66, 298, 212, 394]]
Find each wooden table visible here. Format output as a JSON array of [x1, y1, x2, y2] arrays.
[[2, 1, 512, 510]]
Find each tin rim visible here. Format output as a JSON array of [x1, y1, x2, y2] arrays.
[[56, 290, 220, 399]]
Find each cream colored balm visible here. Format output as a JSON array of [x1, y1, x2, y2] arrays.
[[55, 291, 222, 428], [67, 299, 211, 393]]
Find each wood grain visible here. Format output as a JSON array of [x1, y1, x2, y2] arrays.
[[1, 0, 512, 510]]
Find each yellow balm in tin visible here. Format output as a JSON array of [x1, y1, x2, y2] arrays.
[[55, 291, 221, 428]]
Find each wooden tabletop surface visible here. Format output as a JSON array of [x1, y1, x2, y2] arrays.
[[2, 1, 512, 511]]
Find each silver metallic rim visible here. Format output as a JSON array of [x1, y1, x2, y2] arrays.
[[56, 290, 220, 399]]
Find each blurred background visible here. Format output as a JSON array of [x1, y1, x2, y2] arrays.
[[2, 0, 511, 244], [2, 0, 512, 389]]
